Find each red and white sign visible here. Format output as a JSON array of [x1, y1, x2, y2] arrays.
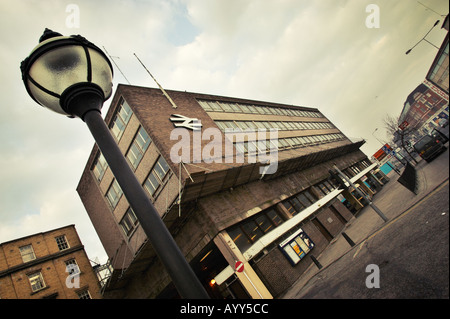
[[235, 261, 244, 273], [399, 121, 409, 130]]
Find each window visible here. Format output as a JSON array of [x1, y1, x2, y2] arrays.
[[55, 235, 70, 251], [110, 99, 133, 140], [19, 245, 36, 263], [210, 101, 224, 112], [28, 272, 46, 292], [266, 209, 283, 226], [238, 104, 251, 113], [242, 221, 264, 243], [282, 189, 317, 216], [126, 126, 152, 169], [65, 259, 80, 276], [120, 207, 139, 237], [218, 102, 234, 112], [106, 179, 123, 208], [317, 183, 331, 195], [198, 100, 213, 112], [92, 152, 108, 182], [228, 227, 253, 253], [227, 209, 285, 252], [144, 156, 170, 197]]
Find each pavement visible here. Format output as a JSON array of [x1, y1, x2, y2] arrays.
[[281, 145, 449, 299]]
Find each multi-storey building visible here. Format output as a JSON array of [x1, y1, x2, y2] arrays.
[[0, 225, 102, 299], [399, 81, 448, 133], [77, 84, 387, 298], [426, 16, 449, 94]]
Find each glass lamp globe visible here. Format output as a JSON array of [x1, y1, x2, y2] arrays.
[[20, 29, 113, 118]]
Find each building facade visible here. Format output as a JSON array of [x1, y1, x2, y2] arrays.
[[426, 17, 449, 94], [0, 225, 102, 299], [77, 85, 386, 298], [399, 81, 448, 134]]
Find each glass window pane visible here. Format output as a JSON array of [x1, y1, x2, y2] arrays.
[[145, 172, 160, 195], [255, 214, 273, 234], [135, 127, 151, 152], [282, 201, 296, 215], [228, 227, 252, 252], [304, 190, 317, 202], [198, 100, 213, 111], [241, 221, 264, 243], [296, 193, 311, 207], [266, 209, 283, 226], [154, 157, 170, 180], [238, 104, 251, 113], [290, 197, 305, 213], [219, 102, 234, 112], [247, 105, 259, 114], [119, 100, 132, 123], [19, 245, 36, 263]]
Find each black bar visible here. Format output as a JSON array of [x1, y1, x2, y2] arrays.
[[310, 255, 323, 269], [83, 109, 209, 299], [342, 232, 355, 247]]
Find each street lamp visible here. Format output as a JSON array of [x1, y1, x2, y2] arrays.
[[405, 20, 440, 55], [20, 29, 209, 299]]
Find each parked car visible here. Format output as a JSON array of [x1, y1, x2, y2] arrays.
[[413, 135, 447, 162], [431, 127, 449, 144]]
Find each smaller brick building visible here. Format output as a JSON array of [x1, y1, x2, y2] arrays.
[[0, 225, 102, 299]]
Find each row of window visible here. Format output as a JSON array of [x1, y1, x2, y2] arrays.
[[198, 100, 323, 118], [227, 208, 285, 253], [94, 126, 152, 182], [215, 119, 334, 131], [233, 133, 346, 154], [92, 98, 174, 241], [281, 189, 317, 217], [106, 157, 170, 239], [227, 187, 320, 252], [105, 156, 171, 209], [19, 236, 70, 263]]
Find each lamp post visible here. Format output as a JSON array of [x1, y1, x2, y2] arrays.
[[20, 29, 209, 299], [405, 20, 440, 54]]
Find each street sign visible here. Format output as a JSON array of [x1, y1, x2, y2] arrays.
[[235, 261, 244, 273], [381, 144, 392, 155]]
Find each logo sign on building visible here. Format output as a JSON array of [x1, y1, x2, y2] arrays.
[[170, 114, 202, 130], [423, 79, 449, 101], [279, 228, 314, 266]]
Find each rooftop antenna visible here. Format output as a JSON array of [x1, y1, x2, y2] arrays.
[[133, 53, 178, 109], [102, 46, 131, 85]]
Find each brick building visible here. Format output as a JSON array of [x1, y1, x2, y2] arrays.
[[0, 225, 102, 299], [399, 82, 448, 132], [77, 84, 387, 298]]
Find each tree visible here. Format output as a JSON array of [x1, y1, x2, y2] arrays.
[[383, 114, 418, 164]]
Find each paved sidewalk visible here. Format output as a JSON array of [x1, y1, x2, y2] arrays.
[[281, 147, 449, 299]]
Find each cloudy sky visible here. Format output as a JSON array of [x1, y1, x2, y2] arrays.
[[0, 0, 448, 264]]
